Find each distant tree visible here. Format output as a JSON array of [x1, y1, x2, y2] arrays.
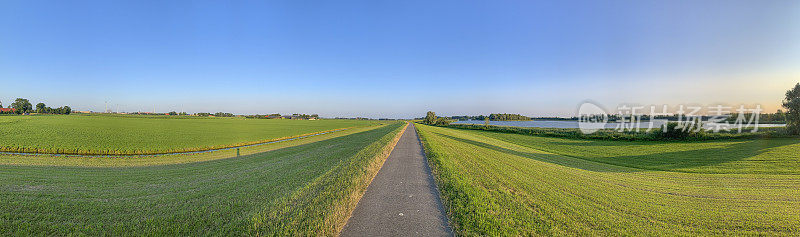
[[488, 113, 531, 121], [783, 83, 800, 135], [11, 98, 32, 114], [168, 111, 178, 115], [424, 111, 436, 124], [35, 103, 46, 113], [179, 112, 188, 115], [62, 106, 71, 115]]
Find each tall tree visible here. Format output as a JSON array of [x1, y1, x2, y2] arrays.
[[11, 98, 32, 114], [36, 103, 46, 113], [783, 83, 800, 135], [424, 111, 436, 124]]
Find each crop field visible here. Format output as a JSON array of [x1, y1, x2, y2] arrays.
[[0, 114, 379, 155], [416, 124, 800, 235], [0, 122, 406, 235]]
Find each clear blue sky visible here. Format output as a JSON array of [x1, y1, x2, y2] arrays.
[[1, 0, 798, 118]]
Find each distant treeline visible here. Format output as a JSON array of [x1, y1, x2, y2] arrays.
[[126, 112, 176, 116], [244, 113, 282, 119], [725, 112, 787, 124], [35, 103, 72, 115], [422, 111, 451, 126], [334, 117, 393, 120], [90, 112, 325, 119], [0, 98, 70, 115], [449, 113, 531, 121], [167, 111, 189, 116], [289, 114, 319, 119], [243, 113, 319, 119], [196, 112, 235, 117]]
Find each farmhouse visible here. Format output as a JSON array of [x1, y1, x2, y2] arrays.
[[0, 108, 16, 113]]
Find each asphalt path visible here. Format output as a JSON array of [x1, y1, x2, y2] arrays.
[[340, 123, 452, 236]]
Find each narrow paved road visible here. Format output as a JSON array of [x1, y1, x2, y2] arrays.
[[341, 123, 452, 236]]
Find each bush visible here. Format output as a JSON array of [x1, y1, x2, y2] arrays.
[[424, 111, 437, 125], [434, 117, 451, 126], [657, 121, 704, 139]]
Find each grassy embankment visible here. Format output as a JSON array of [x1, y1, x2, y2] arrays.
[[0, 122, 407, 235], [416, 124, 800, 235], [0, 114, 379, 155]]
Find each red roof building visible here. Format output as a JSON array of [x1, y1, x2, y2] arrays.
[[0, 108, 16, 113]]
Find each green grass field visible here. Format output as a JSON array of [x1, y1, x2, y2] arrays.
[[0, 121, 406, 235], [416, 124, 800, 235], [0, 114, 379, 155]]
